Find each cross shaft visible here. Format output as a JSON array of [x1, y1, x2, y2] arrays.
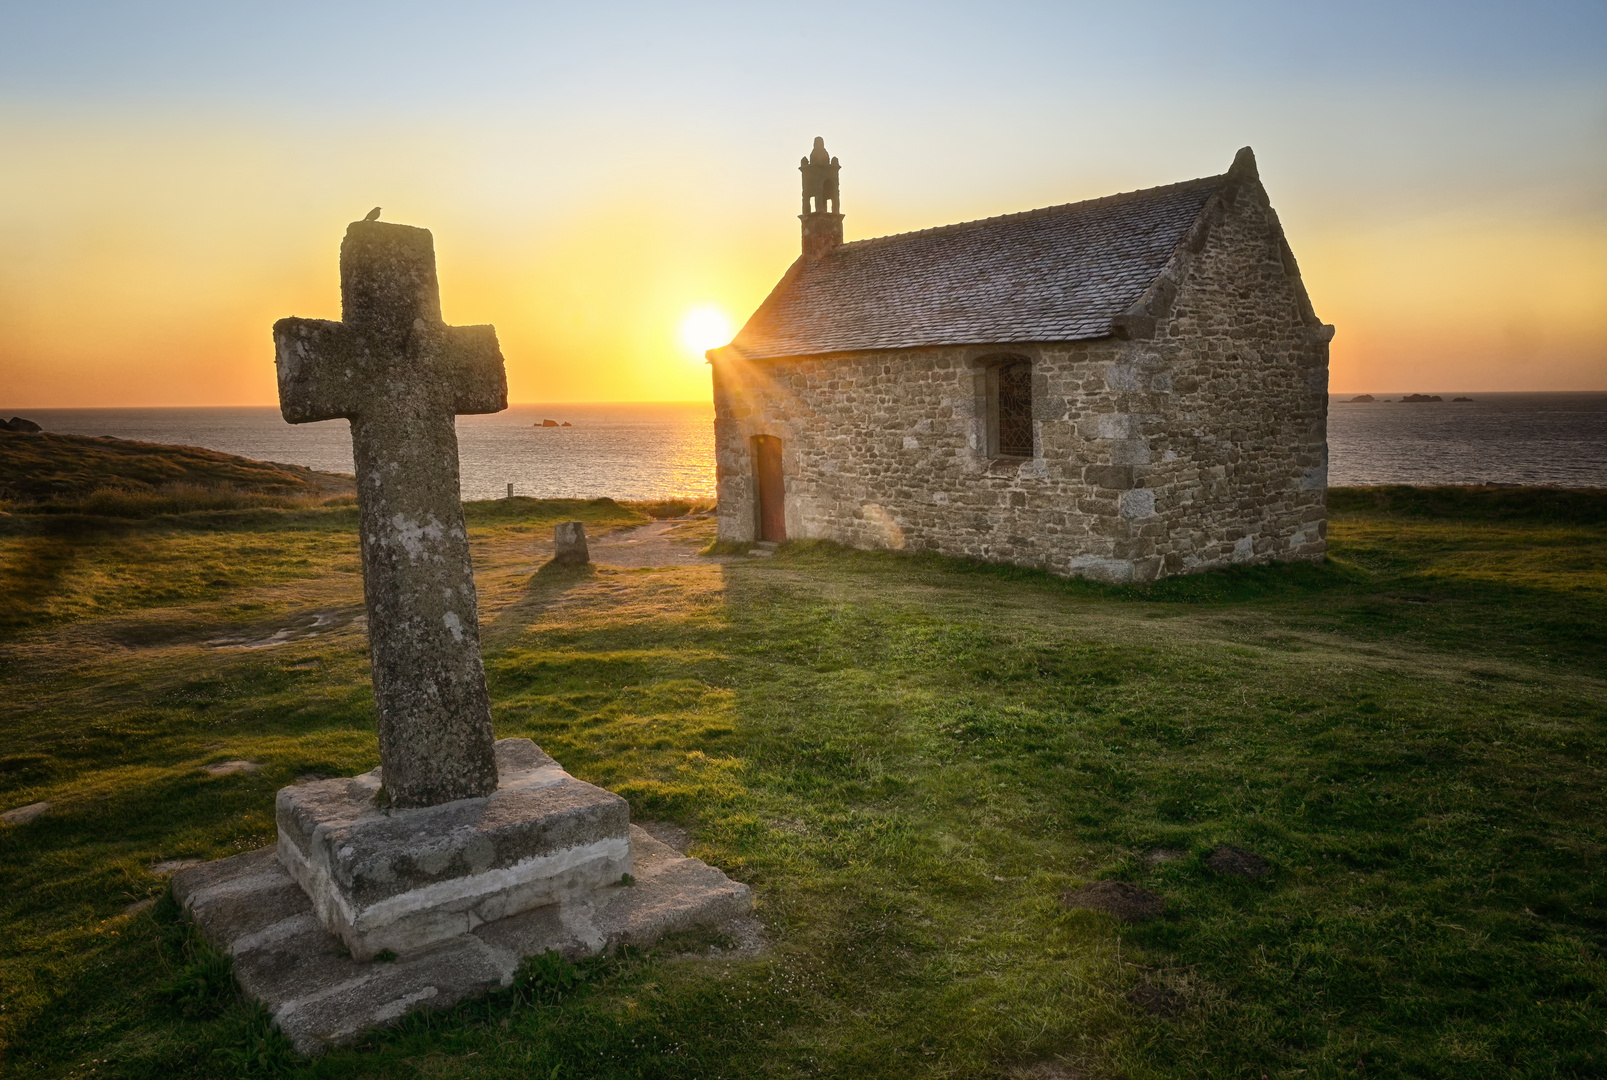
[[273, 220, 506, 808]]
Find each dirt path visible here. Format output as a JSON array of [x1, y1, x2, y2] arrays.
[[585, 518, 728, 568], [194, 517, 727, 654]]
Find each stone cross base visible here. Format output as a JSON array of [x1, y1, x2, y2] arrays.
[[276, 739, 629, 961], [172, 745, 755, 1055]]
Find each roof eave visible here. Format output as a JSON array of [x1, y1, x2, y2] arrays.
[[709, 331, 1123, 364]]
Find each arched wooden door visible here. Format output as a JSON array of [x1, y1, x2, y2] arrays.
[[752, 435, 786, 542]]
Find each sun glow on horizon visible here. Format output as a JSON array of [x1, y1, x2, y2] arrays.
[[678, 305, 733, 361]]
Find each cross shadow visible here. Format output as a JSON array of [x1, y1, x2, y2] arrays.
[[0, 517, 114, 639], [479, 559, 598, 651]]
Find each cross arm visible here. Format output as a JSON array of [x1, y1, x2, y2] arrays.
[[273, 318, 368, 424], [441, 324, 508, 415]]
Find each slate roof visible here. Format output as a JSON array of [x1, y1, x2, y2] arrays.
[[727, 173, 1224, 359]]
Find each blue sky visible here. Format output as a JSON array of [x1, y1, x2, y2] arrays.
[[5, 2, 1603, 101]]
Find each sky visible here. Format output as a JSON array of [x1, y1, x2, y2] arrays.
[[0, 0, 1603, 406]]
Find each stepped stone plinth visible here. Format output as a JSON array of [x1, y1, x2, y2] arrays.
[[276, 739, 632, 962], [175, 802, 754, 1055]]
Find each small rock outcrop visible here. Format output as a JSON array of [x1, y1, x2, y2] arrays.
[[1399, 394, 1443, 403], [1, 801, 51, 825], [4, 416, 42, 432], [1346, 394, 1375, 403]]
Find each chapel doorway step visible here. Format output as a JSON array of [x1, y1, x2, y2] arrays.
[[749, 541, 779, 558]]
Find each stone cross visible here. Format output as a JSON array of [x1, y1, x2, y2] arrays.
[[273, 219, 506, 809]]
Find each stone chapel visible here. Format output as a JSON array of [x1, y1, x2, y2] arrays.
[[706, 139, 1332, 583]]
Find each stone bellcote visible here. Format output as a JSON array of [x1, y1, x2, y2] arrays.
[[799, 136, 843, 259]]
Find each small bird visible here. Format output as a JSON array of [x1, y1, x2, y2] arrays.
[[364, 207, 382, 221]]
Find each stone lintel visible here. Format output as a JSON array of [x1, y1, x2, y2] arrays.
[[172, 827, 755, 1056], [275, 739, 630, 961]]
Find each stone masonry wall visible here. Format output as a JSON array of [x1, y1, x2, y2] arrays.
[[712, 175, 1329, 583]]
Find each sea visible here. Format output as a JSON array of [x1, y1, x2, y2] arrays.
[[11, 393, 1607, 498]]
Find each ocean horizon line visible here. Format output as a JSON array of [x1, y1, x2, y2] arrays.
[[2, 400, 717, 412], [7, 391, 1607, 412], [8, 394, 1605, 493]]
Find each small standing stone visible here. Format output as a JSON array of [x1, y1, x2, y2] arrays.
[[553, 521, 589, 565]]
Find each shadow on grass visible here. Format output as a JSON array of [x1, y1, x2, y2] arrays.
[[773, 537, 1366, 606], [480, 560, 600, 650], [0, 505, 360, 538], [0, 523, 111, 636], [3, 889, 297, 1079], [1329, 484, 1607, 524], [760, 527, 1607, 672]]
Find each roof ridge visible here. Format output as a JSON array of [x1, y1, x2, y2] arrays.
[[838, 173, 1226, 251]]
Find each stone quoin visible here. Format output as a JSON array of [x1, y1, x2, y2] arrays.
[[708, 140, 1332, 583]]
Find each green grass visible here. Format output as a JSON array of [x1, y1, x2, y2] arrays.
[[1, 489, 1604, 1078], [0, 430, 357, 508]]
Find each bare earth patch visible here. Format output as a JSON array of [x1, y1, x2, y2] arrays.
[[1127, 983, 1186, 1016], [1059, 881, 1167, 922], [206, 608, 365, 650], [1005, 1059, 1082, 1079], [201, 760, 261, 777], [1144, 847, 1188, 865], [586, 519, 730, 569], [1205, 845, 1270, 878]]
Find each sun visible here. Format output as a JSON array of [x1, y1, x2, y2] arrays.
[[678, 305, 733, 359]]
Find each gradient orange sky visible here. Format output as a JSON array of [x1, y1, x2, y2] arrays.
[[1, 1, 1603, 407]]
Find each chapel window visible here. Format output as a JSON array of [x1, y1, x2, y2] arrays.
[[995, 361, 1034, 457]]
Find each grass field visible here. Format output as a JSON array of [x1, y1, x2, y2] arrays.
[[0, 429, 357, 511], [1, 488, 1603, 1078]]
